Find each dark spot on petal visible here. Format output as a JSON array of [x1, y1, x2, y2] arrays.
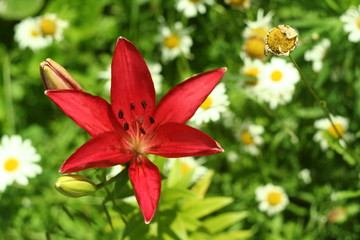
[[141, 101, 147, 109], [124, 122, 129, 130], [140, 127, 146, 135], [130, 103, 135, 110], [149, 117, 155, 124], [118, 110, 124, 119]]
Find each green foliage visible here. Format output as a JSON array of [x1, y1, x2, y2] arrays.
[[1, 0, 360, 239]]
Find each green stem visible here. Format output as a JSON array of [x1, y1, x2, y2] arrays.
[[96, 168, 127, 189], [289, 54, 343, 141], [3, 54, 15, 134]]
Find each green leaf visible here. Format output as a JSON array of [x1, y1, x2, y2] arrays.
[[323, 131, 357, 166], [191, 170, 214, 197], [332, 190, 360, 201], [0, 0, 44, 20], [170, 216, 188, 240], [212, 230, 253, 240], [203, 212, 248, 234], [167, 158, 195, 189], [181, 197, 233, 219], [161, 188, 200, 208]]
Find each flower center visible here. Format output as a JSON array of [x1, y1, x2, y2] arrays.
[[40, 18, 57, 35], [164, 34, 180, 49], [244, 67, 259, 78], [357, 18, 360, 29], [251, 27, 268, 39], [270, 70, 283, 82], [30, 27, 40, 37], [189, 0, 201, 3], [240, 130, 254, 145], [200, 96, 213, 109], [267, 191, 282, 206], [180, 162, 191, 174], [327, 123, 344, 138], [4, 157, 20, 172], [244, 37, 265, 59], [228, 0, 246, 6], [266, 25, 298, 56]]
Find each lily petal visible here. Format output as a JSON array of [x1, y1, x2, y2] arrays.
[[154, 68, 226, 125], [60, 132, 134, 173], [46, 90, 119, 137], [146, 122, 223, 158], [129, 156, 161, 224], [111, 37, 156, 124]]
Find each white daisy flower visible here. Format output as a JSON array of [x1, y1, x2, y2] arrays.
[[237, 122, 264, 155], [99, 61, 163, 94], [14, 17, 52, 50], [304, 38, 331, 72], [37, 13, 68, 42], [165, 157, 208, 183], [313, 115, 352, 150], [241, 57, 265, 86], [159, 22, 193, 62], [254, 58, 300, 109], [255, 183, 289, 216], [191, 82, 230, 125], [0, 135, 42, 192], [298, 168, 312, 184], [340, 5, 360, 43], [176, 0, 214, 18], [224, 0, 251, 10], [243, 9, 274, 39]]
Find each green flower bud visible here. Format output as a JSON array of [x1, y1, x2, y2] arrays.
[[40, 58, 83, 90], [55, 175, 97, 198]]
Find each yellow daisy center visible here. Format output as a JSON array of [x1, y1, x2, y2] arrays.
[[266, 25, 298, 56], [228, 0, 247, 6], [30, 27, 41, 37], [180, 162, 192, 174], [270, 70, 283, 82], [164, 34, 180, 49], [327, 123, 345, 138], [357, 18, 360, 29], [251, 27, 268, 39], [40, 18, 57, 35], [244, 37, 265, 59], [4, 157, 20, 172], [240, 130, 254, 145], [244, 67, 259, 78], [267, 191, 282, 206], [189, 0, 201, 2], [200, 96, 213, 109]]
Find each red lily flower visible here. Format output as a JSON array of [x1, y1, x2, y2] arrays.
[[45, 37, 226, 223]]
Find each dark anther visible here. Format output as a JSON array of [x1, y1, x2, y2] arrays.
[[124, 122, 129, 130], [130, 103, 135, 110], [140, 127, 146, 135], [149, 117, 155, 124], [118, 110, 124, 119], [141, 101, 147, 109]]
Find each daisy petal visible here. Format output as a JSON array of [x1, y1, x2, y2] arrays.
[[60, 132, 134, 173], [46, 90, 119, 137], [129, 156, 161, 224], [146, 122, 223, 157], [154, 68, 226, 124], [111, 37, 156, 122]]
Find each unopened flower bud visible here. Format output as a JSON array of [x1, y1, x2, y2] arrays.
[[55, 175, 97, 198], [265, 25, 299, 57], [40, 58, 83, 90]]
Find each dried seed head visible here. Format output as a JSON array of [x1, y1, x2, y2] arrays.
[[265, 25, 299, 57]]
